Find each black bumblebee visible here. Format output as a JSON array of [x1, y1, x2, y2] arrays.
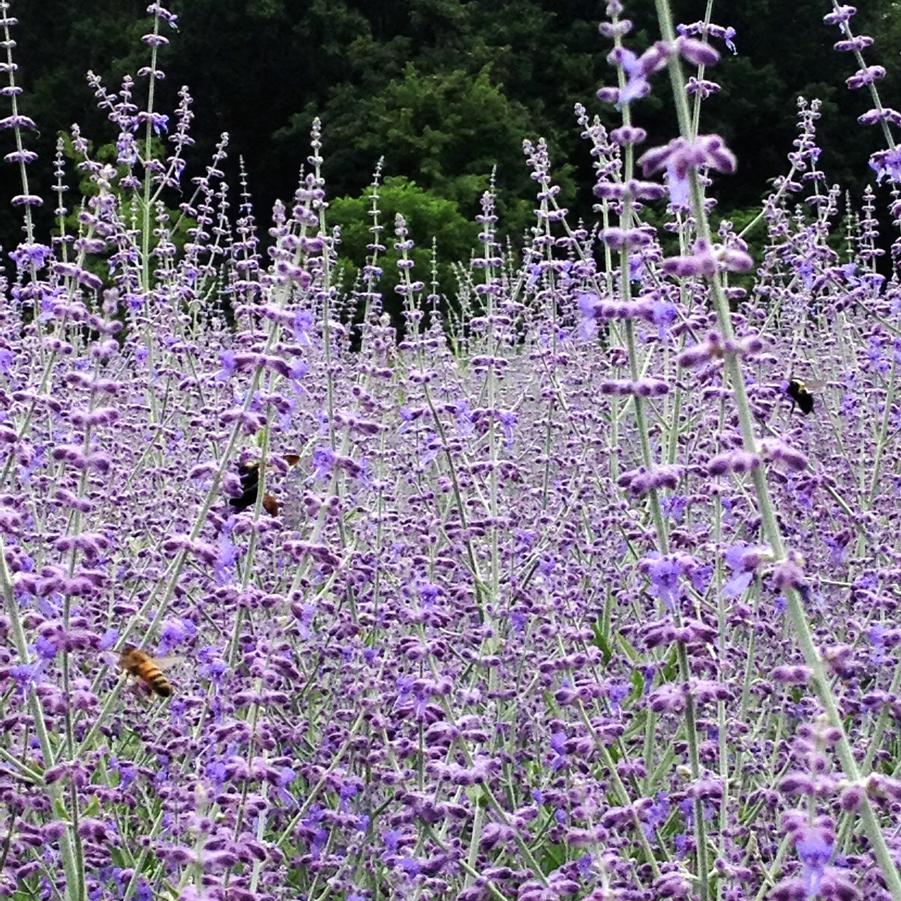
[[786, 378, 821, 415], [230, 461, 264, 514], [229, 454, 300, 516]]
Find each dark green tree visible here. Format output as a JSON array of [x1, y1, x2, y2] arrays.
[[329, 175, 480, 325], [3, 0, 899, 259]]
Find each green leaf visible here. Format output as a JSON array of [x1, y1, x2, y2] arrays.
[[592, 620, 613, 665], [617, 631, 641, 665]]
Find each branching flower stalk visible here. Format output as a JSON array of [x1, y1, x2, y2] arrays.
[[0, 541, 83, 901], [1, 2, 901, 899], [608, 10, 710, 898], [655, 0, 901, 895]]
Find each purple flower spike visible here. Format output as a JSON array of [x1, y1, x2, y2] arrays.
[[677, 37, 720, 68], [823, 5, 857, 26]]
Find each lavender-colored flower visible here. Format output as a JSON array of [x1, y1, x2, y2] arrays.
[[216, 349, 236, 381], [213, 528, 238, 584], [795, 826, 833, 897], [639, 135, 737, 205], [723, 544, 770, 597], [640, 552, 694, 609], [0, 6, 897, 900]]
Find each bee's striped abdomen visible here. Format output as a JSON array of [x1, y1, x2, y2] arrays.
[[120, 646, 173, 698], [146, 669, 172, 697]]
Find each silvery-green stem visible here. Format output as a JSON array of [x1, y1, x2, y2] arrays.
[[610, 15, 708, 895], [654, 0, 901, 893], [1, 539, 83, 901]]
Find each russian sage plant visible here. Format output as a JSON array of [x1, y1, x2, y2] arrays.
[[0, 1, 900, 900]]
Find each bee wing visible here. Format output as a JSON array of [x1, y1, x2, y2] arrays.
[[153, 654, 185, 671], [803, 379, 827, 391]]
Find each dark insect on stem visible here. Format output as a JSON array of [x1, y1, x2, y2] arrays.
[[786, 378, 815, 415], [228, 454, 300, 515]]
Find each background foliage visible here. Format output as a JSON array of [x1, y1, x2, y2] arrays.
[[4, 0, 900, 256]]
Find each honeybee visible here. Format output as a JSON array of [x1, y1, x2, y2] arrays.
[[119, 645, 174, 697], [229, 453, 300, 516], [786, 378, 823, 415]]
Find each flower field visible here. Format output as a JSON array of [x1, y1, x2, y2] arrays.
[[1, 1, 900, 900]]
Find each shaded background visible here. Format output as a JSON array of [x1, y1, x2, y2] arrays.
[[3, 0, 899, 280]]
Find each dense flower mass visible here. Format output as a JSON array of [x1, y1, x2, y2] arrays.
[[0, 1, 900, 900]]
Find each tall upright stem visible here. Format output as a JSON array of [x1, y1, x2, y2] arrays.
[[653, 0, 901, 894]]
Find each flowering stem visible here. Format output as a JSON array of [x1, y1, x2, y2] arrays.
[[120, 810, 165, 901], [654, 0, 901, 894], [833, 0, 897, 153], [689, 0, 715, 139], [576, 703, 662, 878], [865, 355, 896, 506], [752, 832, 791, 901], [276, 707, 370, 849], [463, 802, 486, 889], [138, 9, 162, 389], [0, 538, 83, 901], [422, 381, 489, 610], [422, 825, 513, 901], [611, 15, 710, 896]]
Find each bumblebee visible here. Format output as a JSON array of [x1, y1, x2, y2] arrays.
[[230, 461, 263, 514], [229, 454, 300, 515], [119, 645, 173, 697], [786, 378, 820, 415]]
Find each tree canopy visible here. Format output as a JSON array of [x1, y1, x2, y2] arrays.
[[2, 0, 898, 253]]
